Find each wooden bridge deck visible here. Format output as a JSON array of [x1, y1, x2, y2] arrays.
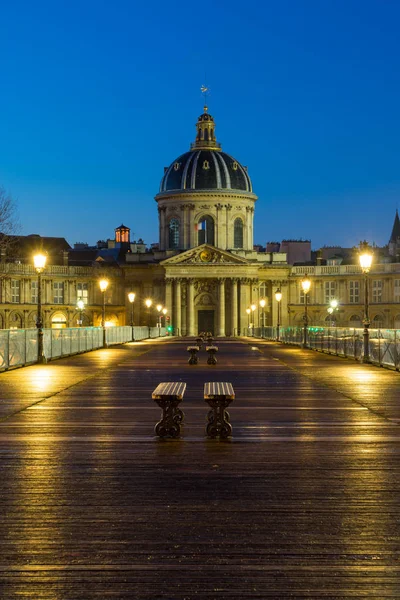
[[0, 337, 399, 599]]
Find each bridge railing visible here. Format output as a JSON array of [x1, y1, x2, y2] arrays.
[[0, 326, 167, 370], [246, 326, 400, 370]]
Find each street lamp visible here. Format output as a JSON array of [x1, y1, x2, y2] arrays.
[[128, 292, 135, 326], [246, 308, 251, 332], [77, 299, 85, 327], [33, 252, 47, 364], [301, 275, 311, 348], [162, 307, 167, 327], [328, 299, 339, 326], [259, 298, 266, 331], [359, 242, 373, 363], [250, 303, 256, 337], [275, 288, 282, 341], [156, 304, 163, 336], [145, 298, 152, 337], [99, 279, 109, 347]]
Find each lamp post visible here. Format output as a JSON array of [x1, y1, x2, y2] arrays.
[[301, 275, 311, 348], [328, 299, 338, 326], [246, 308, 251, 332], [99, 279, 109, 348], [33, 253, 47, 364], [77, 299, 85, 327], [145, 298, 152, 337], [156, 304, 163, 336], [275, 288, 282, 341], [162, 307, 167, 327], [359, 242, 373, 363], [128, 292, 135, 326], [259, 298, 266, 333], [250, 303, 256, 337]]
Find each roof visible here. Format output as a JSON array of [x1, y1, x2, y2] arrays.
[[389, 209, 400, 243]]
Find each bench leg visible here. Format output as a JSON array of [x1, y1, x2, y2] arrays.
[[188, 351, 198, 365], [154, 399, 184, 438], [205, 398, 232, 438], [207, 352, 217, 365]]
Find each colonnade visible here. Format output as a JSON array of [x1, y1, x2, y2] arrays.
[[164, 277, 265, 337]]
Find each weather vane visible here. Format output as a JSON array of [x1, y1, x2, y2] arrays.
[[200, 84, 210, 110]]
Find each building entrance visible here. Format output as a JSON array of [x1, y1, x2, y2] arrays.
[[198, 310, 214, 335]]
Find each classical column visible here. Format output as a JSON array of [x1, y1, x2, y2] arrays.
[[218, 278, 226, 337], [174, 279, 182, 336], [225, 204, 232, 250], [165, 278, 172, 314], [188, 204, 195, 248], [187, 278, 195, 336], [231, 278, 238, 336], [239, 278, 250, 334]]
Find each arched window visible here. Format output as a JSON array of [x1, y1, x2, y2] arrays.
[[197, 215, 215, 246], [394, 314, 400, 330], [349, 314, 362, 328], [259, 282, 267, 297], [373, 314, 384, 329], [234, 218, 243, 248], [168, 218, 180, 249]]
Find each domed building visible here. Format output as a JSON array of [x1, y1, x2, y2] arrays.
[[123, 106, 289, 336], [156, 107, 257, 253]]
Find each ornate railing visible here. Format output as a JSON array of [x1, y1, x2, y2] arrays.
[[246, 326, 400, 370], [0, 326, 167, 370]]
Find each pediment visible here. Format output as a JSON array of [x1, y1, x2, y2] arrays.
[[160, 244, 250, 266]]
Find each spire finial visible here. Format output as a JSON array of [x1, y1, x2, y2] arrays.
[[200, 84, 209, 110]]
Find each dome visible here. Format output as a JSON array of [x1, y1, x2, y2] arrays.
[[158, 107, 253, 194], [160, 150, 252, 193]]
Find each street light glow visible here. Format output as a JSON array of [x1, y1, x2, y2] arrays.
[[301, 277, 311, 294], [99, 279, 109, 292], [128, 292, 135, 303], [259, 299, 266, 308], [33, 253, 47, 273], [275, 289, 282, 302], [156, 304, 163, 312], [250, 304, 256, 312], [145, 298, 152, 308]]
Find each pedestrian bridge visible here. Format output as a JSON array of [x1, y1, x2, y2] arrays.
[[0, 337, 399, 598]]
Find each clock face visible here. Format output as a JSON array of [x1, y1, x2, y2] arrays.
[[200, 249, 212, 263]]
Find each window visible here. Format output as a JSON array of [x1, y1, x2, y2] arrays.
[[197, 215, 215, 246], [259, 282, 267, 297], [299, 286, 306, 304], [31, 280, 38, 303], [168, 218, 180, 249], [324, 281, 336, 304], [373, 314, 384, 328], [233, 218, 243, 248], [11, 279, 20, 303], [394, 279, 400, 301], [372, 280, 382, 303], [53, 282, 64, 304], [349, 281, 359, 304], [77, 282, 88, 305]]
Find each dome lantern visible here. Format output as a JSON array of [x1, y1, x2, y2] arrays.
[[190, 107, 221, 151]]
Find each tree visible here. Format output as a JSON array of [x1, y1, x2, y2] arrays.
[[0, 187, 20, 258]]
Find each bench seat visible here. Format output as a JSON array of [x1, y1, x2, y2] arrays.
[[204, 381, 235, 438], [152, 382, 186, 437]]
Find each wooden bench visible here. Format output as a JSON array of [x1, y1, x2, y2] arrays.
[[206, 345, 218, 364], [204, 382, 235, 438], [152, 381, 186, 438], [187, 345, 200, 364]]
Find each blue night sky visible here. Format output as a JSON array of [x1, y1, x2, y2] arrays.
[[1, 0, 399, 250]]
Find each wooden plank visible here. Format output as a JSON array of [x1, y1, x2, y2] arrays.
[[152, 381, 186, 399]]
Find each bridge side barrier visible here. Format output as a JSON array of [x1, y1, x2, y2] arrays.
[[249, 326, 400, 370], [0, 326, 167, 370]]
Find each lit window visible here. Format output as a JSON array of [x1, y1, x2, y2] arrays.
[[77, 282, 88, 305], [11, 279, 20, 303], [31, 280, 38, 303], [169, 218, 180, 249], [53, 282, 64, 304], [233, 218, 243, 248], [349, 280, 359, 303], [394, 279, 400, 301], [372, 280, 382, 303], [324, 281, 336, 303], [203, 160, 210, 170]]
